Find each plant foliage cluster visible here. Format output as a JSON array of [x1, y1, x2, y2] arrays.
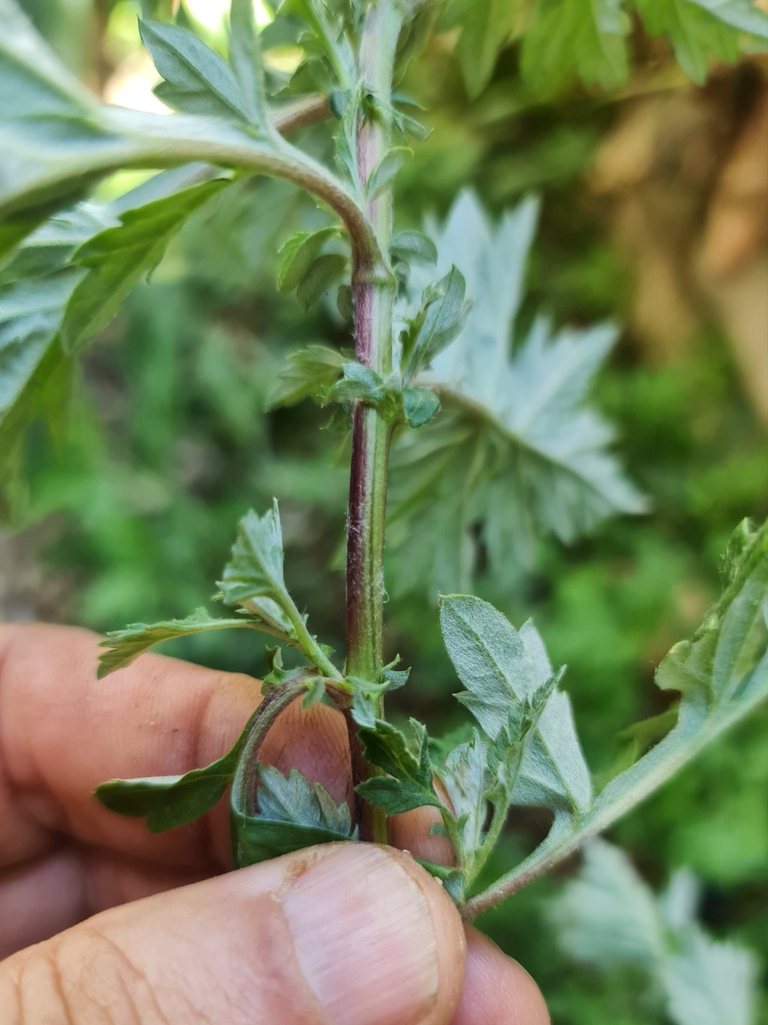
[[1, 0, 767, 1019]]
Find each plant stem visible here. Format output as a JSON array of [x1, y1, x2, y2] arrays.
[[345, 0, 403, 844], [461, 682, 768, 920], [229, 676, 309, 864]]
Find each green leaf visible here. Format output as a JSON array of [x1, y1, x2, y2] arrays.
[[218, 500, 290, 612], [232, 763, 354, 867], [633, 0, 763, 84], [439, 595, 593, 814], [403, 386, 440, 428], [140, 19, 248, 121], [449, 0, 518, 98], [358, 718, 436, 793], [389, 229, 437, 266], [232, 815, 353, 866], [520, 0, 631, 96], [95, 713, 253, 832], [296, 253, 348, 312], [256, 764, 353, 833], [364, 146, 413, 201], [97, 607, 263, 679], [437, 729, 490, 859], [357, 776, 439, 815], [550, 840, 760, 1025], [327, 362, 401, 421], [61, 180, 227, 353], [277, 226, 342, 294], [392, 191, 646, 591], [463, 521, 768, 918], [229, 0, 270, 128], [268, 344, 345, 409], [403, 266, 472, 382], [0, 1, 137, 225]]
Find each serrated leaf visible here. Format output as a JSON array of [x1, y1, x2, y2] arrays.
[[256, 764, 353, 834], [403, 387, 440, 428], [60, 180, 227, 353], [296, 253, 348, 312], [438, 730, 490, 857], [232, 814, 353, 866], [359, 719, 434, 788], [277, 226, 342, 294], [232, 762, 354, 867], [218, 500, 290, 610], [391, 191, 646, 591], [140, 19, 248, 121], [403, 266, 472, 381], [267, 343, 345, 409], [440, 595, 593, 814], [520, 0, 631, 96], [229, 0, 270, 128], [365, 146, 413, 200], [550, 838, 665, 970], [389, 229, 437, 266], [663, 927, 759, 1025], [95, 713, 253, 832], [356, 777, 438, 815], [97, 607, 263, 679], [550, 839, 760, 1025]]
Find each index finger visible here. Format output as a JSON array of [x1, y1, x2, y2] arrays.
[[0, 623, 352, 872]]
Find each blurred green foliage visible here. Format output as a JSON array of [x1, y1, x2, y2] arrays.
[[10, 2, 767, 1021]]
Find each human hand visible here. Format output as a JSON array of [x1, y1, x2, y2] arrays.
[[0, 624, 549, 1024]]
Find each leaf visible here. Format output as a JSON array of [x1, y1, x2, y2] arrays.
[[391, 190, 646, 591], [389, 229, 437, 266], [277, 226, 342, 294], [256, 764, 353, 834], [364, 147, 413, 200], [268, 343, 345, 409], [296, 253, 348, 312], [520, 0, 631, 96], [440, 595, 593, 815], [663, 928, 760, 1025], [61, 180, 227, 353], [403, 266, 472, 381], [550, 838, 666, 970], [358, 718, 435, 791], [232, 763, 354, 867], [357, 718, 442, 814], [550, 839, 760, 1025], [95, 714, 253, 832], [633, 0, 741, 83], [218, 500, 291, 618], [462, 521, 768, 919], [438, 730, 491, 860], [403, 386, 440, 428], [140, 19, 247, 122], [449, 0, 518, 98], [229, 0, 270, 129], [0, 1, 143, 227], [97, 607, 263, 679]]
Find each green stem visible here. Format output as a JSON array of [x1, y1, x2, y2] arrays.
[[461, 683, 768, 920], [282, 594, 340, 680], [345, 0, 403, 844], [229, 676, 309, 864]]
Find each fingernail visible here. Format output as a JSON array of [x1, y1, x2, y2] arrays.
[[282, 845, 440, 1025]]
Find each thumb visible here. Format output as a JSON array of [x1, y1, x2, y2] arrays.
[[0, 844, 466, 1025]]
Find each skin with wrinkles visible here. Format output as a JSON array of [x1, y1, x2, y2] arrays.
[[0, 623, 549, 1024]]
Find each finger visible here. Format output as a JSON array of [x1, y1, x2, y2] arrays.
[[0, 623, 351, 871], [390, 806, 455, 866], [1, 844, 467, 1025], [450, 929, 549, 1025]]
